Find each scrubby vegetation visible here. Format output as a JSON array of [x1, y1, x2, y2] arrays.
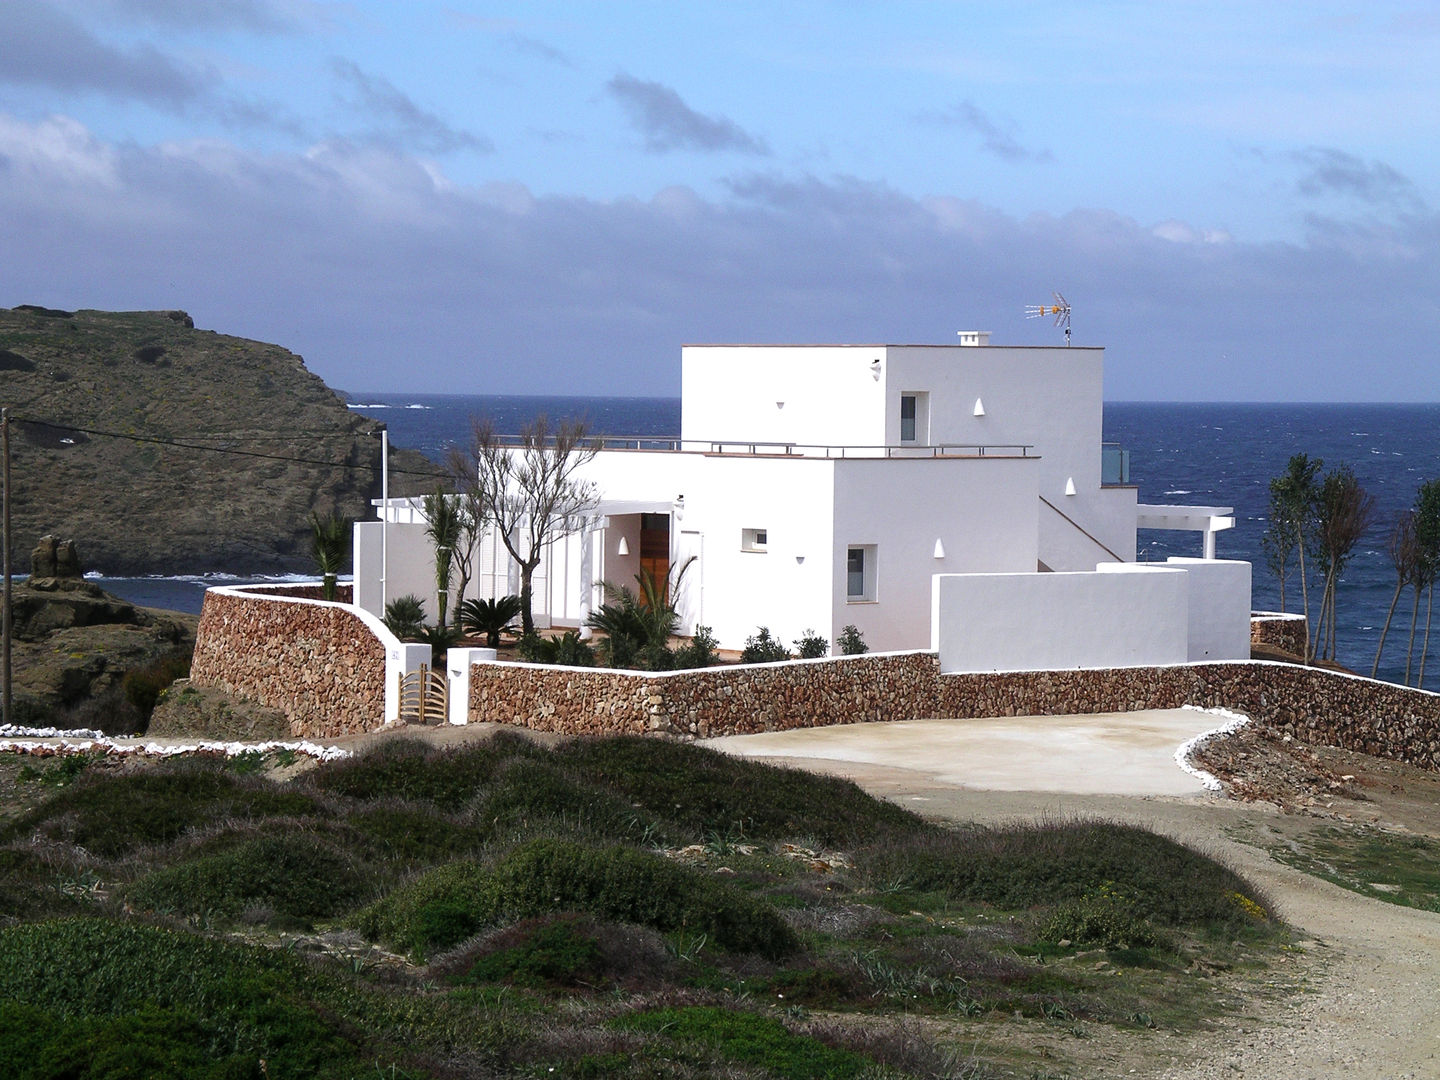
[[0, 733, 1286, 1078]]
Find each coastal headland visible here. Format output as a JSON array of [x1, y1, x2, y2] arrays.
[[0, 305, 437, 576]]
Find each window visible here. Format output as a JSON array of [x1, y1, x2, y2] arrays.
[[741, 527, 768, 552], [898, 392, 928, 444], [846, 545, 876, 602]]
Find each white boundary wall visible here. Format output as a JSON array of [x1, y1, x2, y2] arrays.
[[932, 568, 1190, 673], [1105, 558, 1251, 662]]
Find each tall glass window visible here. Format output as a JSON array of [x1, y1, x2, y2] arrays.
[[847, 546, 875, 601], [899, 395, 917, 442]]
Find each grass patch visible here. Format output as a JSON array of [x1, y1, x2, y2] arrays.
[[1269, 825, 1440, 911], [615, 1006, 872, 1080]]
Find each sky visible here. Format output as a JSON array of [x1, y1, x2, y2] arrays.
[[1, 1, 1437, 401]]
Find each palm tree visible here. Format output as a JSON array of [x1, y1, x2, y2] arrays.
[[1269, 454, 1323, 660], [309, 512, 348, 602], [1312, 466, 1375, 663], [422, 488, 463, 628], [1373, 511, 1419, 679], [586, 557, 695, 669], [459, 595, 523, 647], [1413, 479, 1440, 687]]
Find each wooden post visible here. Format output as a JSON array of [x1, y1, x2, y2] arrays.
[[2, 406, 11, 727]]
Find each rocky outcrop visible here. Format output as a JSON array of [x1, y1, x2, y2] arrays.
[[6, 578, 197, 729], [29, 535, 83, 579], [0, 306, 437, 575]]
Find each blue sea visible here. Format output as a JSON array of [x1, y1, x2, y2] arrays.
[[98, 394, 1440, 690]]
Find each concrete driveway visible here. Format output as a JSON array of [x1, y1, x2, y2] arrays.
[[700, 708, 1232, 797]]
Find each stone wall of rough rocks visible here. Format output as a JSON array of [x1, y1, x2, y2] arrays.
[[244, 584, 354, 604], [190, 588, 385, 737], [468, 652, 942, 738], [936, 662, 1440, 771], [468, 649, 1440, 772], [1250, 612, 1307, 656]]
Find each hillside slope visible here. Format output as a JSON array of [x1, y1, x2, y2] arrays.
[[0, 305, 438, 574]]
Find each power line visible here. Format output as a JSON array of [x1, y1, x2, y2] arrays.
[[11, 415, 450, 481]]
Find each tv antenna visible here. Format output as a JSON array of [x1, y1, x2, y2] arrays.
[[1025, 291, 1071, 345]]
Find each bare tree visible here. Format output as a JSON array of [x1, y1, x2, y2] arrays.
[[452, 416, 600, 636], [1373, 510, 1419, 679], [443, 471, 489, 629], [1312, 466, 1376, 663]]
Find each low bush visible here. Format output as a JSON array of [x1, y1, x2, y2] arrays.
[[458, 595, 522, 647], [858, 818, 1276, 934], [121, 652, 192, 724], [382, 595, 425, 640], [2, 762, 321, 858], [740, 626, 790, 663], [0, 919, 361, 1076], [357, 839, 798, 960], [615, 1006, 872, 1080], [837, 625, 868, 655], [553, 736, 923, 848], [127, 832, 375, 921], [518, 630, 595, 667], [470, 757, 664, 845], [1039, 883, 1163, 948], [307, 732, 546, 809], [672, 624, 720, 668], [792, 630, 829, 659]]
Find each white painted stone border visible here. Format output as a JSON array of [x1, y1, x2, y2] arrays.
[[1175, 704, 1251, 791], [0, 725, 351, 761]]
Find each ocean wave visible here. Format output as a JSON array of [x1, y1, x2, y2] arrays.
[[87, 572, 352, 585], [1164, 489, 1192, 495]]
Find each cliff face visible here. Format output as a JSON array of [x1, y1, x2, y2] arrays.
[[0, 305, 438, 574]]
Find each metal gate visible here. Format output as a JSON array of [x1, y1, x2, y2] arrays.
[[397, 664, 448, 725]]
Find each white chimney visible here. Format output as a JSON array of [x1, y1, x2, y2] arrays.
[[957, 331, 991, 347]]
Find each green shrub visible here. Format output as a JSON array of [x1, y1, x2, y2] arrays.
[[308, 732, 546, 810], [127, 832, 374, 921], [616, 1006, 870, 1080], [383, 595, 425, 639], [837, 624, 868, 655], [0, 919, 358, 1076], [672, 624, 720, 668], [792, 630, 829, 659], [740, 626, 790, 663], [2, 763, 321, 858], [471, 757, 663, 845], [858, 819, 1276, 933], [458, 595, 522, 647], [348, 802, 482, 864], [0, 849, 90, 923], [553, 736, 922, 848], [1039, 883, 1162, 948], [460, 915, 604, 989], [518, 630, 595, 666], [121, 652, 192, 723], [357, 839, 798, 960]]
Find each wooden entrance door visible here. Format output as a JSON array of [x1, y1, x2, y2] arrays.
[[639, 513, 670, 598]]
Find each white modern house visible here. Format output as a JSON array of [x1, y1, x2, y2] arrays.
[[354, 333, 1249, 668]]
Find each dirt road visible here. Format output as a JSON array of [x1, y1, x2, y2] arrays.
[[706, 717, 1440, 1080]]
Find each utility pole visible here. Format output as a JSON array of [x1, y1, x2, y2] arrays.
[[2, 407, 11, 727]]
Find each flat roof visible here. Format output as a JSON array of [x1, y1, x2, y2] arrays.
[[680, 342, 1102, 350]]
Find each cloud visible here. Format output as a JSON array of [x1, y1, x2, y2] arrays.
[[1, 113, 1436, 404], [1291, 147, 1423, 210], [507, 34, 574, 67], [332, 59, 493, 154], [0, 1, 212, 106], [917, 101, 1053, 163], [72, 0, 312, 33], [605, 74, 767, 155]]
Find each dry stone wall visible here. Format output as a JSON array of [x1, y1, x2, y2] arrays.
[[1251, 612, 1307, 656], [937, 662, 1440, 772], [468, 652, 940, 738], [190, 587, 386, 737]]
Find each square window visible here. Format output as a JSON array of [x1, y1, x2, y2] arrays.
[[846, 545, 876, 602], [742, 527, 768, 552]]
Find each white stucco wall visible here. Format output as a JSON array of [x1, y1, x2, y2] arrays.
[[1112, 557, 1251, 661], [931, 568, 1190, 673], [830, 456, 1039, 652], [353, 521, 440, 621], [681, 345, 889, 446]]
